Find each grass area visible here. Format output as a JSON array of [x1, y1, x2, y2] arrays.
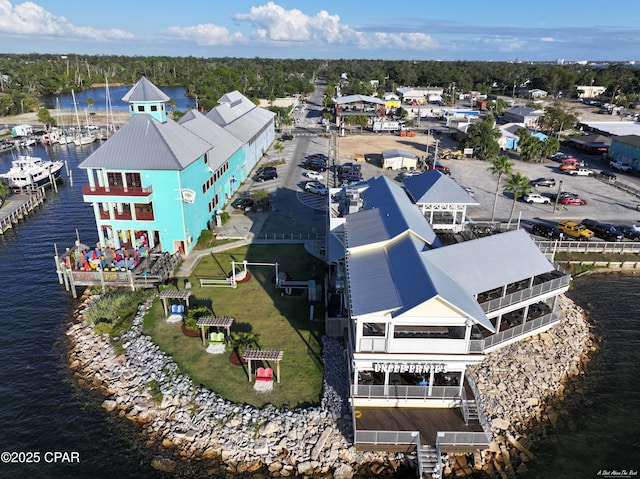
[[144, 244, 326, 408]]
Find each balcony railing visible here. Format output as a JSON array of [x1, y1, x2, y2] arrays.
[[82, 184, 153, 197], [479, 274, 570, 313], [436, 431, 492, 448], [354, 429, 420, 446], [351, 384, 460, 400], [97, 209, 154, 221], [482, 310, 561, 351]]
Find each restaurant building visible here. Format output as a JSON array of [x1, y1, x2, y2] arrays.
[[326, 174, 571, 474]]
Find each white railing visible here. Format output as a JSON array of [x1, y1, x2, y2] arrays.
[[480, 275, 570, 313], [465, 374, 491, 434], [354, 429, 421, 446], [482, 310, 561, 350], [351, 384, 459, 400], [535, 240, 640, 255], [436, 431, 492, 448]]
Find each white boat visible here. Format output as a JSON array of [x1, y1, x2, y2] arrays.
[[0, 155, 64, 189], [73, 132, 96, 146]]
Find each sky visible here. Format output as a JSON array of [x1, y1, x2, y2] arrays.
[[0, 0, 638, 62]]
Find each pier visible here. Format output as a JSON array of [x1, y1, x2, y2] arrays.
[[0, 189, 46, 234]]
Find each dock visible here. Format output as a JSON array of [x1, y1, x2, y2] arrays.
[[0, 189, 46, 234]]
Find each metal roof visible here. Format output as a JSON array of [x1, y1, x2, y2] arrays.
[[382, 148, 416, 159], [178, 110, 243, 169], [348, 233, 494, 331], [403, 170, 478, 205], [359, 176, 441, 247], [78, 114, 212, 170], [217, 107, 275, 143], [121, 76, 170, 103], [335, 94, 386, 105], [423, 228, 555, 296]]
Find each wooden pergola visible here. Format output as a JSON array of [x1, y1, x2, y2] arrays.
[[196, 316, 234, 346], [244, 349, 284, 383], [158, 290, 192, 316]]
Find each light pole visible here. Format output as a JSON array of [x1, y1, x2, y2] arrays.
[[553, 180, 563, 214]]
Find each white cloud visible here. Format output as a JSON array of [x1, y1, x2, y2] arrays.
[[373, 32, 439, 50], [232, 1, 364, 45], [166, 24, 245, 46], [0, 0, 133, 40]]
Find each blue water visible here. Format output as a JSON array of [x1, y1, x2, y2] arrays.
[[39, 85, 195, 112], [0, 144, 638, 478]]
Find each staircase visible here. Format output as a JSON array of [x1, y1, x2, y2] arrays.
[[420, 445, 441, 479], [465, 400, 479, 422]]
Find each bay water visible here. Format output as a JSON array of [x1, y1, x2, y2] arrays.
[[0, 143, 638, 478]]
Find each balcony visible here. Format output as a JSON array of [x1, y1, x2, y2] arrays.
[[82, 184, 153, 197], [478, 272, 570, 313]]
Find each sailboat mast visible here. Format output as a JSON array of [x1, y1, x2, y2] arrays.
[[72, 89, 82, 132]]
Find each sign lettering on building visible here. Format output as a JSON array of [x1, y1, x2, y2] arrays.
[[372, 362, 447, 374]]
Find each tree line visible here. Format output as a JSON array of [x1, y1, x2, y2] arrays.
[[1, 53, 639, 117]]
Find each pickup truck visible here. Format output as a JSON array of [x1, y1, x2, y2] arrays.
[[557, 221, 594, 240], [567, 168, 594, 176], [609, 161, 632, 172]]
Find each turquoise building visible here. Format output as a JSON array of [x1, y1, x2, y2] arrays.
[[79, 77, 275, 255]]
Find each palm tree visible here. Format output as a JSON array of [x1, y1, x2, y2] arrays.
[[273, 141, 285, 162], [0, 179, 9, 203], [504, 172, 532, 227], [488, 155, 514, 223]]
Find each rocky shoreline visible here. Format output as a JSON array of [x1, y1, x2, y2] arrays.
[[67, 292, 594, 478]]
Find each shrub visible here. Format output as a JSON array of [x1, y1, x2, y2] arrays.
[[184, 306, 212, 332]]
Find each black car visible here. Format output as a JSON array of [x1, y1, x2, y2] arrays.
[[531, 222, 562, 239], [616, 224, 640, 241], [305, 161, 327, 172], [546, 191, 579, 202], [580, 219, 624, 242], [255, 169, 278, 181], [530, 177, 556, 187], [598, 170, 617, 181], [231, 197, 255, 210]]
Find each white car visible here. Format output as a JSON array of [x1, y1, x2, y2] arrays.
[[304, 171, 324, 181], [568, 168, 594, 176], [305, 181, 328, 195], [523, 193, 551, 204]]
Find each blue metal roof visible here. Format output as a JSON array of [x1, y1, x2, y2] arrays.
[[403, 170, 478, 205]]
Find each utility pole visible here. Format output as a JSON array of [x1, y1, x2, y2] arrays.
[[553, 180, 563, 214]]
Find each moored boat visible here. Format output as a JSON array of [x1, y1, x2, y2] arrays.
[[0, 155, 64, 189]]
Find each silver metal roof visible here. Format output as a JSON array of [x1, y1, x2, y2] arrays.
[[178, 110, 243, 169], [78, 114, 211, 170], [348, 233, 494, 331], [208, 90, 259, 126], [403, 170, 478, 205], [121, 76, 170, 103], [335, 94, 386, 105], [359, 176, 441, 247], [382, 148, 416, 159], [423, 228, 555, 296]]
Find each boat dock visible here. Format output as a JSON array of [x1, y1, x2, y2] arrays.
[[0, 189, 46, 234]]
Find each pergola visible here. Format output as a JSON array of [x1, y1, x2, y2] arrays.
[[196, 316, 234, 346], [158, 290, 192, 316], [244, 349, 284, 383]]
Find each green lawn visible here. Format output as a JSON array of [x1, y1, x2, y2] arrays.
[[144, 244, 326, 408]]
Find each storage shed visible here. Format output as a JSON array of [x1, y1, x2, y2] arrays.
[[382, 148, 418, 171]]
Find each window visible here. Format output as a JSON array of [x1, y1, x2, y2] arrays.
[[363, 323, 385, 337], [394, 325, 457, 339], [107, 172, 123, 188], [125, 172, 142, 189], [137, 105, 145, 112], [150, 105, 158, 112]]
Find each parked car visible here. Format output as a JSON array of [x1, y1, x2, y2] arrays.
[[304, 181, 328, 195], [559, 163, 577, 171], [616, 224, 640, 241], [609, 160, 632, 172], [546, 191, 579, 202], [598, 170, 617, 181], [530, 177, 556, 187], [567, 168, 594, 176], [303, 170, 324, 180], [580, 219, 624, 241], [557, 221, 594, 240], [548, 152, 569, 162], [255, 169, 278, 181], [230, 197, 255, 210], [401, 170, 422, 179], [531, 222, 562, 239], [560, 197, 587, 206], [339, 172, 363, 184], [305, 161, 327, 172], [523, 193, 551, 204], [279, 133, 293, 141]]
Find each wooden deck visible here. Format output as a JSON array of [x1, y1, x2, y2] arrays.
[[355, 407, 484, 448]]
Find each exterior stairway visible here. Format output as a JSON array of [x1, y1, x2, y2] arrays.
[[465, 400, 479, 423], [420, 445, 441, 479]]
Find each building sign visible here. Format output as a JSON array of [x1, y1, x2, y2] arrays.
[[181, 189, 196, 204], [373, 362, 447, 374]]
